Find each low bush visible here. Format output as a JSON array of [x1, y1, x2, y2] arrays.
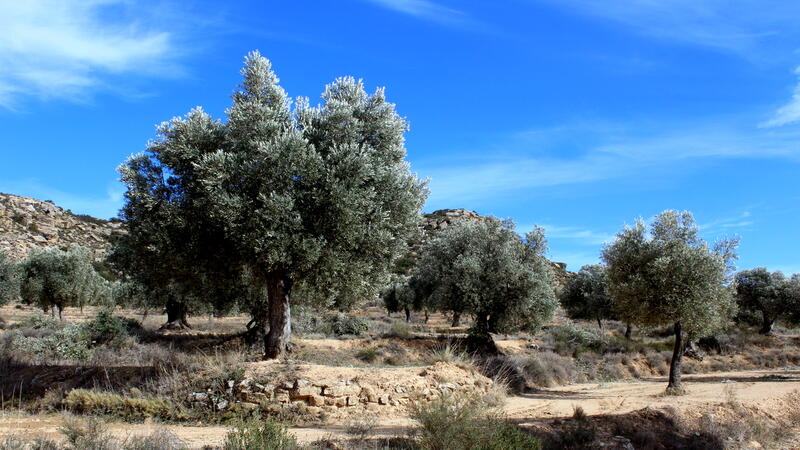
[[384, 320, 413, 339], [410, 392, 540, 450], [63, 389, 181, 422], [222, 417, 297, 450], [544, 323, 605, 357], [12, 324, 92, 361], [325, 313, 370, 336], [85, 308, 133, 347], [14, 312, 62, 331]]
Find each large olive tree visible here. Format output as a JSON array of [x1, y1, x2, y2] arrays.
[[602, 210, 737, 393], [408, 218, 557, 345], [116, 51, 427, 358], [20, 246, 111, 319], [735, 268, 800, 334]]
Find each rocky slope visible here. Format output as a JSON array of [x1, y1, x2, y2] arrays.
[[0, 193, 122, 260]]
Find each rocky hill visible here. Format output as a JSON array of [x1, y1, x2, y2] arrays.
[[0, 193, 123, 260], [422, 208, 573, 289]]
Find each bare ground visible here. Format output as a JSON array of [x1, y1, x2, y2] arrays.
[[1, 368, 799, 447]]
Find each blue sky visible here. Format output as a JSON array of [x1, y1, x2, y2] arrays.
[[0, 0, 798, 273]]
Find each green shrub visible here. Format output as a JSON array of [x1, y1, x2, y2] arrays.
[[14, 324, 92, 360], [15, 312, 62, 331], [385, 320, 413, 339], [325, 313, 370, 336], [222, 417, 297, 450], [546, 323, 605, 357], [86, 308, 130, 347], [410, 393, 540, 450]]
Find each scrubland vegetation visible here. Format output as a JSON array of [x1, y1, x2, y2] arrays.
[[2, 51, 800, 448]]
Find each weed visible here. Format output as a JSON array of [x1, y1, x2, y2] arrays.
[[222, 417, 297, 450]]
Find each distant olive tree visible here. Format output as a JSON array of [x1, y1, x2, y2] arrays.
[[602, 210, 737, 393], [382, 279, 420, 322], [408, 219, 557, 347], [114, 51, 427, 358], [735, 268, 800, 334], [559, 264, 614, 330], [0, 250, 20, 306], [20, 246, 111, 319]]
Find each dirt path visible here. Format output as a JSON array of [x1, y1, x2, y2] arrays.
[[1, 368, 798, 447]]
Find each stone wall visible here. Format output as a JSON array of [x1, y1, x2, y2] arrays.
[[191, 362, 494, 416]]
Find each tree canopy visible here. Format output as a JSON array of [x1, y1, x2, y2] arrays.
[[559, 264, 614, 329], [602, 210, 737, 392], [114, 51, 427, 358], [407, 218, 557, 342], [735, 268, 800, 334], [20, 246, 111, 318]]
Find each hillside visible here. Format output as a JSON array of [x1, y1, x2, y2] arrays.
[[0, 193, 122, 260]]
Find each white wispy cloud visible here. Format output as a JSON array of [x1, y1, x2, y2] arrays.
[[699, 211, 755, 231], [0, 0, 179, 109], [538, 225, 615, 246], [536, 0, 800, 58], [419, 119, 800, 208], [363, 0, 471, 26], [762, 66, 800, 127]]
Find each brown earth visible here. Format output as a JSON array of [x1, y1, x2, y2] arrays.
[[1, 368, 799, 448]]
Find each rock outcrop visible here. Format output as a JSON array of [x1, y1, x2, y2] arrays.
[[0, 193, 122, 260]]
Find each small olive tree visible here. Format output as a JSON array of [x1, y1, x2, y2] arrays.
[[115, 51, 427, 358], [20, 246, 111, 319], [408, 218, 557, 346], [602, 210, 737, 393], [382, 279, 420, 322], [735, 268, 800, 334], [0, 250, 20, 307], [559, 264, 614, 329]]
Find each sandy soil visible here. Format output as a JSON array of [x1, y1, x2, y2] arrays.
[[1, 368, 798, 447]]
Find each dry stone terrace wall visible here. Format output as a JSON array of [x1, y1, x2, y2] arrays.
[[0, 193, 122, 260], [191, 362, 493, 416]]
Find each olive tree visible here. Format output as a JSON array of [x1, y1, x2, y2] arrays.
[[602, 210, 737, 393], [20, 246, 111, 319], [382, 279, 419, 322], [115, 51, 427, 358], [408, 219, 557, 345], [559, 264, 614, 329], [0, 250, 20, 306], [735, 268, 800, 334]]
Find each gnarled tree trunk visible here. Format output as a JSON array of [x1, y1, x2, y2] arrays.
[[667, 321, 686, 393], [404, 306, 411, 322], [451, 311, 461, 327], [163, 298, 191, 329], [264, 271, 293, 359], [625, 322, 632, 340], [760, 312, 775, 335]]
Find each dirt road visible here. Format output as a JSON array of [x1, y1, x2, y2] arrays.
[[1, 368, 798, 447]]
